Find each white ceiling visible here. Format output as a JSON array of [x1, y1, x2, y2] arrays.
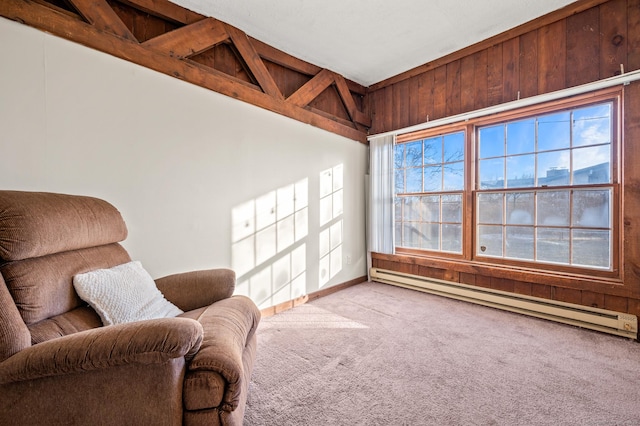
[[171, 0, 578, 87]]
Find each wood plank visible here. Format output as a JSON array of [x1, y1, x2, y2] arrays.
[[68, 0, 137, 41], [143, 17, 228, 58], [0, 0, 367, 142], [392, 79, 410, 129], [286, 69, 334, 107], [502, 37, 519, 102], [600, 0, 628, 79], [224, 23, 284, 100], [553, 287, 582, 305], [128, 6, 173, 43], [251, 37, 320, 77], [333, 73, 371, 127], [432, 65, 447, 120], [513, 280, 533, 296], [581, 290, 605, 309], [519, 30, 538, 99], [473, 49, 488, 110], [531, 283, 552, 299], [487, 44, 503, 106], [368, 89, 386, 134], [382, 86, 393, 132], [537, 20, 566, 94], [445, 59, 461, 117], [370, 0, 611, 91], [460, 54, 475, 112], [604, 294, 628, 312], [117, 0, 203, 25], [408, 76, 420, 125], [566, 7, 599, 87], [628, 0, 640, 70], [417, 69, 434, 123], [623, 81, 640, 289]]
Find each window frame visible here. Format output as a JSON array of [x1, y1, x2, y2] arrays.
[[393, 87, 622, 279], [395, 122, 470, 259]]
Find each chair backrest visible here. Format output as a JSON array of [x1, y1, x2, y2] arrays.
[[0, 191, 131, 361]]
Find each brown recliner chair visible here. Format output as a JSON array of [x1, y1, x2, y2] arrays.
[[0, 190, 260, 425]]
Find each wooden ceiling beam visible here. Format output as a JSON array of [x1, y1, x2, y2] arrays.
[[225, 23, 284, 100], [143, 17, 228, 58], [287, 69, 334, 107], [0, 0, 368, 142], [333, 73, 371, 127], [67, 0, 137, 42]]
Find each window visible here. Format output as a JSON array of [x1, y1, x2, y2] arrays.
[[393, 89, 620, 275], [394, 130, 465, 253]]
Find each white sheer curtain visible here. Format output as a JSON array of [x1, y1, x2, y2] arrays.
[[367, 134, 395, 279]]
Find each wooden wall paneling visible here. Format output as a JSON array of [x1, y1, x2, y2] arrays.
[[531, 283, 552, 299], [69, 0, 137, 41], [513, 280, 533, 296], [368, 89, 385, 135], [627, 0, 640, 69], [460, 55, 476, 112], [142, 17, 227, 59], [382, 86, 394, 132], [213, 43, 247, 80], [309, 85, 351, 122], [600, 0, 628, 78], [518, 30, 538, 99], [264, 60, 310, 99], [502, 37, 520, 103], [473, 49, 489, 110], [553, 287, 583, 305], [432, 65, 447, 120], [582, 290, 606, 308], [623, 81, 640, 291], [566, 7, 600, 87], [445, 59, 462, 117], [393, 79, 411, 129], [628, 298, 640, 318], [487, 44, 503, 106], [537, 20, 567, 93], [475, 274, 492, 289], [491, 277, 515, 293], [604, 294, 629, 312], [417, 69, 435, 124], [459, 272, 476, 285], [408, 76, 420, 126], [110, 1, 178, 43]]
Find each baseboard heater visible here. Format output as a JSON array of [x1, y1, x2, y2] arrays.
[[370, 268, 638, 340]]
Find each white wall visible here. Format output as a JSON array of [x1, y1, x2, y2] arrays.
[[0, 17, 368, 309]]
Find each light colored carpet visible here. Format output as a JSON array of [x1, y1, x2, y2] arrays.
[[245, 281, 640, 425]]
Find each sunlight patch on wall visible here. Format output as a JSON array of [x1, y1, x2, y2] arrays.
[[319, 164, 344, 287], [232, 179, 308, 308]]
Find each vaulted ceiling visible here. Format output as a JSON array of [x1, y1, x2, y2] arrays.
[[169, 0, 579, 86]]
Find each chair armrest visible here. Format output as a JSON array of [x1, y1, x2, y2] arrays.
[[0, 317, 203, 385], [187, 296, 261, 411], [155, 269, 236, 312]]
